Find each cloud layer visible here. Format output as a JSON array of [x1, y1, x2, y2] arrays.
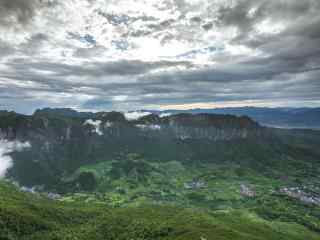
[[0, 0, 319, 113], [0, 140, 31, 178]]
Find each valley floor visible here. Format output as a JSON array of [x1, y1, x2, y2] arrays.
[[1, 160, 320, 240]]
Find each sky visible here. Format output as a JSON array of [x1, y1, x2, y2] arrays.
[[0, 0, 319, 114]]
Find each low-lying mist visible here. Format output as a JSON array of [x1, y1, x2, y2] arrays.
[[0, 140, 31, 178]]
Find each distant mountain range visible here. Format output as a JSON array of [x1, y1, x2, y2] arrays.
[[0, 109, 264, 189], [28, 107, 320, 129], [0, 107, 319, 192], [142, 107, 320, 129], [1, 108, 320, 239]]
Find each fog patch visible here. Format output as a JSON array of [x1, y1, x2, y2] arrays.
[[83, 119, 103, 135], [136, 124, 161, 131], [159, 113, 172, 118], [105, 121, 113, 128], [124, 111, 151, 121], [0, 139, 31, 178]]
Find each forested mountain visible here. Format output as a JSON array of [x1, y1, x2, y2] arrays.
[[1, 109, 320, 239], [146, 107, 320, 129]]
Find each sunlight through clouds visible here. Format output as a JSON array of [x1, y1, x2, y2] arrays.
[[0, 0, 320, 113]]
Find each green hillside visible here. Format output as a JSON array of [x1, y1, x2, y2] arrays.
[[1, 110, 320, 239], [1, 181, 319, 240]]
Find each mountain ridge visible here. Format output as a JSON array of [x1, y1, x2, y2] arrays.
[[0, 108, 320, 239], [18, 106, 320, 129], [0, 109, 266, 190], [141, 107, 320, 129]]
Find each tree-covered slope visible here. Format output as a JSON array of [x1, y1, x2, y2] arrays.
[[0, 109, 264, 189], [0, 109, 320, 239], [1, 181, 319, 240]]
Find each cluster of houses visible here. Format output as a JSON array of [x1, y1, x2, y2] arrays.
[[280, 187, 320, 206], [184, 180, 206, 190], [20, 186, 61, 200], [240, 184, 255, 197]]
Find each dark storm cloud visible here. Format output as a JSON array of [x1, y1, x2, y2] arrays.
[[1, 0, 320, 112], [2, 59, 194, 79], [216, 0, 320, 53], [215, 0, 317, 34], [0, 0, 38, 25], [0, 40, 15, 58], [0, 0, 55, 26], [201, 22, 213, 31], [2, 56, 320, 112], [18, 33, 50, 55], [82, 99, 113, 109], [0, 58, 199, 111]]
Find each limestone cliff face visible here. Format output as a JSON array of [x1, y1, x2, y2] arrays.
[[0, 110, 262, 142], [0, 109, 267, 188], [130, 113, 263, 141]]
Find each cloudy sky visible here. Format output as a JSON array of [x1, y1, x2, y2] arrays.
[[0, 0, 319, 113]]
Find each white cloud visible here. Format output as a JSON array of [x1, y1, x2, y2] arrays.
[[136, 124, 161, 130], [104, 121, 113, 128], [0, 140, 31, 178], [113, 95, 128, 101], [1, 0, 320, 112], [255, 19, 286, 35], [124, 111, 151, 120], [159, 112, 172, 117], [83, 119, 103, 135]]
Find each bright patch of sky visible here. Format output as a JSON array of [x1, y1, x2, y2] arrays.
[[0, 0, 244, 63]]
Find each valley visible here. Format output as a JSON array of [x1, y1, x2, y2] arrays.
[[0, 109, 320, 239]]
